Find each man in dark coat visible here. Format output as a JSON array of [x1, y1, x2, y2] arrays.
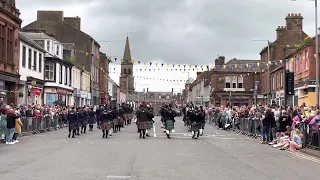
[[67, 107, 77, 138], [190, 106, 204, 139], [6, 109, 18, 144], [163, 104, 176, 138], [136, 104, 152, 139], [100, 107, 115, 138]]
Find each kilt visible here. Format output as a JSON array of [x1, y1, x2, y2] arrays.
[[187, 119, 191, 126], [191, 125, 201, 132], [129, 114, 133, 119], [110, 121, 114, 128], [200, 122, 205, 128], [124, 114, 129, 121], [69, 122, 76, 130], [137, 121, 148, 130], [165, 120, 174, 130], [75, 122, 80, 128], [82, 119, 88, 126], [101, 122, 111, 130], [118, 117, 124, 126], [89, 117, 96, 125], [113, 118, 119, 126], [147, 121, 153, 129]]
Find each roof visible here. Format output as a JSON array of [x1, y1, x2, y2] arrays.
[[22, 32, 56, 41], [215, 58, 260, 73], [121, 36, 133, 65], [19, 32, 46, 52], [189, 70, 212, 89], [185, 77, 194, 84]]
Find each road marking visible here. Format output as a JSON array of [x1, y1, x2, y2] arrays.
[[153, 123, 156, 137], [107, 175, 132, 179], [288, 151, 320, 164]]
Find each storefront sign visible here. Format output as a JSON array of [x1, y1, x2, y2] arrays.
[[31, 80, 36, 86], [30, 88, 41, 96], [232, 96, 249, 99], [44, 88, 56, 93], [0, 74, 17, 83], [80, 90, 88, 98], [74, 88, 80, 97], [92, 90, 99, 97], [57, 89, 68, 95]]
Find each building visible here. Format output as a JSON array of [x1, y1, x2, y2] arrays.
[[80, 70, 91, 106], [181, 77, 194, 105], [99, 51, 108, 105], [119, 36, 134, 94], [0, 0, 22, 104], [23, 32, 74, 106], [108, 77, 118, 103], [286, 35, 319, 106], [210, 56, 261, 107], [22, 10, 101, 105], [189, 71, 211, 106], [119, 90, 126, 103], [71, 66, 81, 106], [259, 13, 308, 105], [18, 32, 46, 105]]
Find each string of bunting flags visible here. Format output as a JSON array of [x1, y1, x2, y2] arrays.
[[74, 49, 317, 72]]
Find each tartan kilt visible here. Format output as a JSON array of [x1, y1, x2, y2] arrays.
[[69, 122, 76, 130], [82, 119, 88, 126], [113, 118, 119, 126], [89, 117, 96, 125], [123, 114, 128, 121], [165, 120, 175, 130], [118, 117, 124, 126], [147, 121, 153, 129], [129, 114, 133, 119], [101, 122, 111, 130], [186, 119, 191, 126], [191, 124, 200, 132], [137, 121, 148, 130], [201, 122, 205, 128], [75, 122, 80, 128]]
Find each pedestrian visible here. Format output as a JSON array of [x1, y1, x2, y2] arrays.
[[6, 108, 18, 144], [13, 109, 23, 143]]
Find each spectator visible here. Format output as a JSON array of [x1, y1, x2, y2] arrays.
[[13, 109, 23, 143], [6, 108, 18, 144]]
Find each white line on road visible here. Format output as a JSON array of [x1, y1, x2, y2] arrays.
[[153, 123, 156, 137], [107, 175, 132, 179], [288, 151, 320, 164]]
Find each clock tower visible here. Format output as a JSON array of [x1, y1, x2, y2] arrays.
[[119, 36, 134, 94]]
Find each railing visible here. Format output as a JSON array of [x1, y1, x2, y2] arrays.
[[0, 115, 66, 139], [205, 114, 320, 150]]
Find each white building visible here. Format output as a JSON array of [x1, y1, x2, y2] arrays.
[[72, 67, 91, 106], [18, 32, 46, 106], [23, 32, 74, 106]]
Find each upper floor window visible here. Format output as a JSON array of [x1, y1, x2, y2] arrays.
[[45, 62, 54, 81], [238, 76, 243, 88], [59, 64, 63, 84], [231, 76, 237, 88], [56, 45, 60, 56], [39, 53, 42, 72], [7, 28, 13, 63], [65, 66, 68, 85], [225, 77, 231, 88], [28, 48, 32, 69], [46, 40, 50, 52], [22, 46, 26, 67], [0, 23, 6, 62], [33, 51, 37, 71]]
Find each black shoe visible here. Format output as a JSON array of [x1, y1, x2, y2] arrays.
[[109, 134, 112, 136], [140, 134, 142, 138], [146, 134, 150, 137], [102, 134, 105, 138], [192, 135, 195, 139], [68, 134, 70, 138], [72, 135, 75, 138], [81, 131, 83, 134]]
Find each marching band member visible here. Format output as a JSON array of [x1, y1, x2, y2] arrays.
[[164, 104, 176, 139], [112, 106, 119, 133], [88, 107, 96, 131], [190, 106, 204, 139], [146, 105, 154, 137], [75, 107, 82, 135], [82, 107, 89, 134], [136, 103, 153, 139], [199, 106, 206, 136], [100, 106, 115, 138], [67, 107, 77, 138]]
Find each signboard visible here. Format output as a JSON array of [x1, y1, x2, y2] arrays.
[[31, 80, 36, 86]]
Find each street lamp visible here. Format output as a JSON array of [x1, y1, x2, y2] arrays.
[[291, 0, 319, 105], [253, 39, 270, 105]]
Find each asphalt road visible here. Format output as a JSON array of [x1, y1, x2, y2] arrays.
[[0, 116, 319, 180]]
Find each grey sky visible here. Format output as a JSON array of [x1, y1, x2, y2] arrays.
[[16, 0, 316, 91]]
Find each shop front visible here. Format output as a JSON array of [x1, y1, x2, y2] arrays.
[[44, 87, 73, 106], [221, 94, 252, 107], [26, 77, 45, 106], [80, 90, 90, 106], [0, 73, 19, 105], [92, 90, 99, 105], [100, 91, 107, 105], [276, 90, 285, 106], [74, 88, 81, 106]]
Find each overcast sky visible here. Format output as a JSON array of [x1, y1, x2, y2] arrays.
[[16, 0, 315, 92]]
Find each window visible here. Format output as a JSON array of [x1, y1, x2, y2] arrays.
[[65, 66, 68, 85], [238, 76, 243, 88], [231, 76, 237, 88], [45, 62, 54, 80], [7, 28, 13, 63], [225, 76, 231, 88], [59, 64, 63, 84], [123, 68, 126, 74], [272, 76, 275, 90], [280, 74, 283, 88], [69, 68, 72, 86], [46, 40, 50, 52], [28, 49, 32, 69], [39, 53, 42, 72], [56, 45, 59, 56], [22, 46, 26, 67], [196, 90, 200, 97], [33, 51, 37, 71], [0, 23, 5, 62]]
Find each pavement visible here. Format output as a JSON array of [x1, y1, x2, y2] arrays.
[[0, 116, 319, 180]]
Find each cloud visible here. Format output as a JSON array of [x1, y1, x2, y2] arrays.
[[16, 0, 316, 91]]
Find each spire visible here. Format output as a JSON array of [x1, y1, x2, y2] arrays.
[[122, 36, 132, 64]]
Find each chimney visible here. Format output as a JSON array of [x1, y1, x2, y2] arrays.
[[285, 13, 303, 32], [37, 11, 64, 21], [276, 26, 286, 39], [64, 16, 81, 30], [215, 56, 225, 66]]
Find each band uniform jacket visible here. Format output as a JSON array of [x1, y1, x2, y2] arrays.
[[100, 110, 115, 130]]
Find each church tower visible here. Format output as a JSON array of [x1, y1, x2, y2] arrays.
[[119, 36, 135, 94]]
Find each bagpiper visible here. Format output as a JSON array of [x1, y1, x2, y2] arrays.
[[190, 106, 204, 139], [199, 106, 206, 136], [82, 107, 89, 133], [88, 107, 96, 131], [96, 105, 104, 129], [146, 104, 154, 137], [75, 107, 82, 135], [100, 106, 115, 138], [67, 107, 77, 138], [136, 103, 153, 138], [163, 104, 176, 138]]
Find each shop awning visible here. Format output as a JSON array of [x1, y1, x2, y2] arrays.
[[30, 88, 41, 96]]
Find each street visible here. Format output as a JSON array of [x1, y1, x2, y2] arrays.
[[0, 116, 319, 180]]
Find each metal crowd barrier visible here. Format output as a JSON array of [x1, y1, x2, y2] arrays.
[[0, 115, 65, 139], [208, 115, 320, 150]]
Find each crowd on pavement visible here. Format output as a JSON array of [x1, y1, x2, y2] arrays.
[[201, 103, 320, 152]]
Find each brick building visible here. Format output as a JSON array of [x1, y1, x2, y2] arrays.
[[0, 0, 22, 104], [259, 13, 308, 106], [22, 11, 101, 105], [285, 35, 320, 107], [119, 36, 134, 94], [99, 51, 108, 104], [210, 56, 260, 107]]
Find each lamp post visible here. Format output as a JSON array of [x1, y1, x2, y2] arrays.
[[291, 0, 319, 105], [253, 39, 270, 105]]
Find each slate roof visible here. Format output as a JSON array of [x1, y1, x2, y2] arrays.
[[215, 58, 260, 73], [19, 32, 46, 52], [21, 32, 56, 41]]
